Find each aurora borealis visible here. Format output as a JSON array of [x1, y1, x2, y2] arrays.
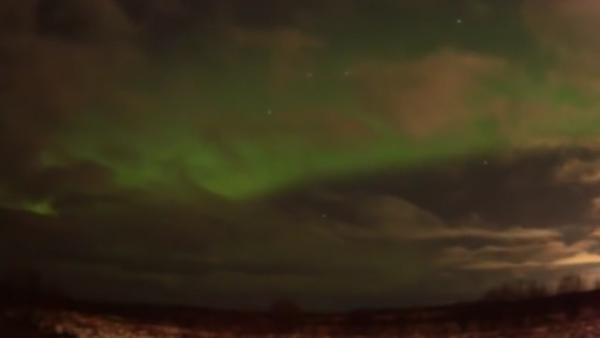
[[4, 0, 600, 310]]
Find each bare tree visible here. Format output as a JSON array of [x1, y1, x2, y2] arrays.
[[523, 279, 550, 299], [482, 281, 518, 302], [481, 278, 549, 302], [557, 274, 584, 294]]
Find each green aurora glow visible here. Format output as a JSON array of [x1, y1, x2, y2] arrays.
[[38, 77, 598, 203], [5, 4, 600, 213]]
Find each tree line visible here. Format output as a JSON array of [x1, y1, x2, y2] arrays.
[[480, 273, 599, 302]]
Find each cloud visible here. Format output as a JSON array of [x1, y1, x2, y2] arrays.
[[352, 48, 510, 139], [0, 0, 144, 208], [552, 154, 600, 221], [552, 252, 600, 266], [466, 0, 491, 19], [2, 148, 599, 307], [3, 0, 596, 206], [406, 226, 561, 241], [523, 0, 600, 58], [36, 0, 136, 41], [27, 182, 587, 304], [523, 0, 600, 94], [0, 191, 443, 304], [555, 157, 600, 185], [226, 25, 324, 87], [0, 1, 36, 34], [438, 230, 600, 272], [326, 194, 562, 242], [3, 0, 600, 209], [463, 261, 543, 270], [3, 0, 600, 310]]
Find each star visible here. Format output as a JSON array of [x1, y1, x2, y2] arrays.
[[456, 19, 462, 24], [267, 110, 272, 115], [306, 72, 314, 78], [322, 214, 327, 218]]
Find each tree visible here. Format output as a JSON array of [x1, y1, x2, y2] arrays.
[[557, 274, 584, 294], [523, 279, 550, 299], [481, 278, 548, 302]]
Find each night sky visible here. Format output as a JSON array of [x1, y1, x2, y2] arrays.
[[2, 0, 600, 311]]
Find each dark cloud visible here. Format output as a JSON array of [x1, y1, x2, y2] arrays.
[[2, 0, 600, 311]]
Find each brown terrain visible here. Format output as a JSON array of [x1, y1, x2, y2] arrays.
[[2, 273, 600, 337], [3, 290, 600, 337]]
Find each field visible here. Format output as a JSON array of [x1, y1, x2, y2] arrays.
[[3, 290, 600, 337]]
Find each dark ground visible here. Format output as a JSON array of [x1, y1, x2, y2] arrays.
[[2, 289, 600, 337]]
